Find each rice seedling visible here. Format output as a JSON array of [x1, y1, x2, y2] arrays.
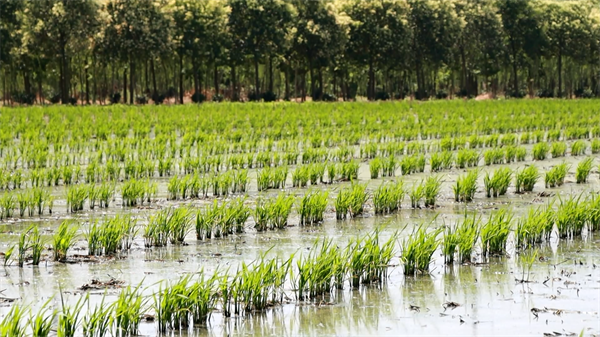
[[298, 190, 329, 225], [338, 160, 359, 181], [29, 225, 45, 265], [155, 273, 219, 333], [545, 162, 569, 188], [373, 180, 405, 214], [515, 165, 539, 193], [401, 224, 442, 275], [58, 292, 87, 337], [516, 204, 555, 249], [516, 146, 527, 161], [591, 139, 600, 154], [442, 224, 459, 264], [295, 238, 345, 300], [195, 200, 220, 240], [430, 151, 453, 172], [555, 195, 587, 239], [550, 142, 567, 158], [29, 299, 56, 337], [518, 249, 538, 282], [66, 184, 88, 212], [456, 149, 480, 168], [83, 295, 113, 337], [454, 213, 480, 263], [480, 209, 512, 257], [453, 169, 479, 203], [532, 142, 549, 160], [424, 175, 442, 207], [0, 304, 27, 337], [145, 206, 192, 246], [586, 194, 600, 232], [575, 157, 593, 184], [346, 229, 397, 287], [571, 140, 587, 156], [483, 148, 504, 165], [369, 157, 383, 179], [0, 193, 15, 219], [53, 221, 79, 261], [292, 165, 310, 187], [115, 283, 147, 336], [400, 154, 425, 175], [335, 183, 368, 219], [409, 181, 425, 208], [17, 226, 29, 267], [483, 167, 512, 197]]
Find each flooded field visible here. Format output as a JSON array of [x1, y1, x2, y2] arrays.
[[1, 101, 600, 336]]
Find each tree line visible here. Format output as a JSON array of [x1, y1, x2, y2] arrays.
[[1, 0, 600, 105]]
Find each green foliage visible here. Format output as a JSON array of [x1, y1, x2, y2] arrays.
[[53, 221, 78, 262], [401, 225, 442, 275], [545, 162, 569, 188], [515, 165, 539, 193], [575, 157, 593, 184]]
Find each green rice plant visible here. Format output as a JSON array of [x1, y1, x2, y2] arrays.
[[409, 181, 424, 208], [515, 165, 539, 193], [532, 142, 549, 160], [346, 229, 397, 287], [591, 139, 600, 154], [545, 162, 569, 188], [372, 180, 404, 214], [455, 213, 480, 263], [424, 175, 442, 207], [326, 163, 337, 184], [295, 238, 345, 300], [575, 157, 593, 184], [521, 132, 531, 144], [515, 146, 527, 161], [85, 220, 102, 256], [53, 221, 78, 262], [483, 167, 512, 197], [400, 154, 425, 175], [430, 151, 453, 172], [298, 189, 329, 225], [335, 183, 368, 219], [369, 157, 383, 179], [271, 166, 287, 189], [29, 225, 44, 265], [382, 155, 398, 177], [254, 198, 270, 231], [58, 292, 87, 337], [338, 160, 359, 181], [555, 195, 587, 239], [0, 304, 27, 337], [155, 273, 219, 333], [550, 142, 567, 158], [98, 183, 115, 208], [29, 299, 56, 337], [504, 145, 517, 163], [83, 295, 113, 337], [456, 149, 480, 168], [518, 249, 538, 282], [516, 204, 555, 249], [115, 283, 147, 336], [586, 194, 600, 232], [0, 193, 15, 219], [483, 148, 504, 165], [167, 176, 181, 199], [442, 224, 459, 264], [480, 209, 512, 257], [401, 224, 442, 275], [571, 140, 587, 156], [196, 200, 220, 240], [66, 184, 88, 212], [453, 169, 479, 203], [17, 226, 29, 267], [17, 192, 28, 217], [292, 165, 310, 187], [547, 129, 561, 141]]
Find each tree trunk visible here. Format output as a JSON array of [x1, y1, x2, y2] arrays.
[[254, 57, 260, 96], [123, 67, 127, 104], [368, 61, 374, 100], [512, 50, 518, 95], [85, 61, 90, 104], [213, 62, 219, 97], [318, 67, 323, 101], [284, 62, 289, 100], [309, 63, 315, 99], [231, 63, 238, 101], [179, 53, 184, 104], [129, 59, 135, 104], [557, 48, 562, 98], [151, 58, 158, 98], [268, 55, 274, 93]]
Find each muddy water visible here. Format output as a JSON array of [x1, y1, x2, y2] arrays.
[[1, 154, 600, 336]]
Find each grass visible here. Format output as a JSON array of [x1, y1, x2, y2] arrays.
[[29, 299, 55, 337], [456, 149, 480, 168], [83, 295, 113, 337], [516, 204, 555, 249], [53, 221, 79, 262], [298, 190, 329, 225], [58, 291, 87, 337], [545, 162, 569, 188], [373, 180, 405, 214], [401, 224, 442, 275], [455, 213, 480, 263], [254, 193, 295, 231], [453, 169, 479, 203], [145, 206, 192, 247], [575, 157, 593, 183], [515, 165, 539, 193], [66, 184, 88, 212], [555, 195, 587, 239], [409, 181, 425, 208], [480, 209, 512, 257], [0, 304, 27, 337], [115, 284, 147, 336], [370, 157, 383, 179], [591, 139, 600, 154], [430, 151, 453, 172]]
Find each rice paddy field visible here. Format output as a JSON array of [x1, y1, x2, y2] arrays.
[[1, 100, 600, 336]]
